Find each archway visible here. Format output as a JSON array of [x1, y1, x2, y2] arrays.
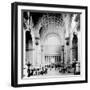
[[43, 33, 61, 67], [72, 33, 78, 61]]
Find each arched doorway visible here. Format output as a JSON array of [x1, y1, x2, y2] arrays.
[[72, 33, 78, 62], [43, 33, 61, 68], [25, 31, 33, 65]]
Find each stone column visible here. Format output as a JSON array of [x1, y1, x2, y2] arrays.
[[69, 33, 73, 64], [23, 29, 26, 77], [77, 31, 80, 62]]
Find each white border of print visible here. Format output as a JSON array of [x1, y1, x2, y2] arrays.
[[18, 5, 85, 84]]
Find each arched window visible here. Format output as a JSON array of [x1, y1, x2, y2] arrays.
[[72, 33, 78, 61], [26, 31, 33, 51]]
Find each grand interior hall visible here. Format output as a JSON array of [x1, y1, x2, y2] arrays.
[[22, 11, 81, 78]]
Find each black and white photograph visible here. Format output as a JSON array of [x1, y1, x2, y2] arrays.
[[11, 2, 88, 87], [22, 11, 81, 79]]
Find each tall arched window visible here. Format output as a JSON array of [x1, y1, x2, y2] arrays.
[[72, 33, 78, 61], [26, 31, 33, 51]]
